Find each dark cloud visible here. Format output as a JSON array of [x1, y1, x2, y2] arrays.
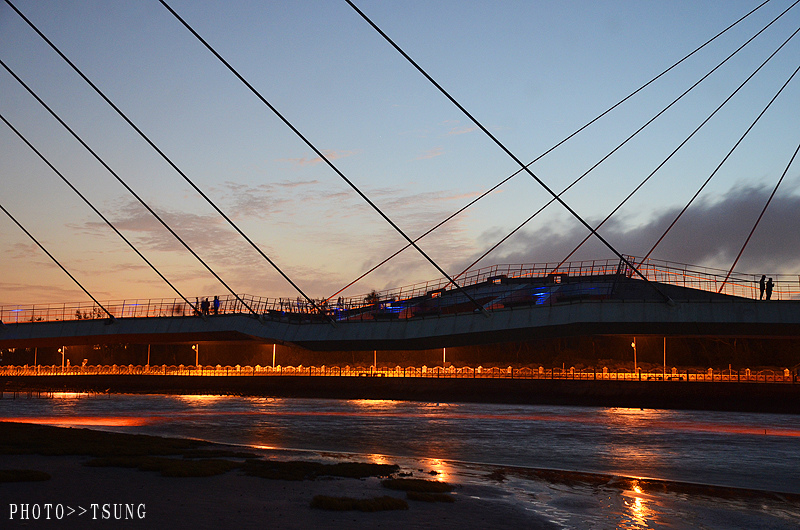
[[465, 184, 800, 275]]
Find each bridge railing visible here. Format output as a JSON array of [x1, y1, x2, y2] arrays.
[[3, 256, 800, 325], [353, 255, 800, 305], [0, 364, 795, 383]]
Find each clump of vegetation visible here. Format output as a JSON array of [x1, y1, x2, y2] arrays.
[[507, 467, 614, 488], [241, 460, 321, 481], [85, 456, 240, 477], [486, 469, 507, 482], [181, 449, 259, 459], [310, 495, 408, 511], [0, 469, 51, 482], [406, 491, 456, 503], [0, 421, 205, 457], [242, 459, 398, 481], [381, 478, 453, 493], [325, 462, 400, 478]]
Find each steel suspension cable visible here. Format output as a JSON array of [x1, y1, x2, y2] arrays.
[[328, 0, 774, 300], [157, 0, 491, 316], [553, 25, 800, 274], [453, 0, 800, 281], [718, 137, 800, 292], [0, 201, 115, 320], [644, 63, 800, 266], [345, 0, 673, 303], [3, 0, 313, 320], [0, 57, 253, 317], [0, 109, 197, 313]]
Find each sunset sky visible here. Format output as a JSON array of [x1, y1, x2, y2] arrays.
[[1, 0, 799, 305]]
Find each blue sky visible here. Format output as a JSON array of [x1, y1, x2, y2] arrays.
[[1, 0, 799, 304]]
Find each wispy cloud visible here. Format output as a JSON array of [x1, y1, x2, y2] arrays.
[[446, 125, 478, 136], [0, 282, 87, 306], [77, 200, 266, 265], [434, 189, 496, 202], [277, 149, 359, 167], [415, 147, 444, 160], [7, 242, 40, 260]]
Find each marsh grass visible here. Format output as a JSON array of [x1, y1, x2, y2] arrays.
[[0, 421, 204, 457], [382, 478, 453, 493], [310, 495, 408, 511], [242, 460, 398, 481], [181, 449, 259, 459], [85, 456, 240, 477], [406, 491, 456, 503], [1, 422, 401, 485], [0, 469, 51, 482]]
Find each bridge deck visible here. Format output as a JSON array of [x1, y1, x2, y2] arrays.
[[2, 258, 799, 350]]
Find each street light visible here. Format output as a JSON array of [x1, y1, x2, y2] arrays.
[[192, 344, 199, 367], [58, 346, 65, 370], [631, 338, 637, 375]]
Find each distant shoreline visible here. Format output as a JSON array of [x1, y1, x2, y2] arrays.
[[3, 375, 799, 414]]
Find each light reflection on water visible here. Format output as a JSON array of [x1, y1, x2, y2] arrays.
[[1, 395, 799, 496], [620, 482, 656, 529]]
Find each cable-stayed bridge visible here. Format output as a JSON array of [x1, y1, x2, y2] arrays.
[[3, 257, 800, 351], [2, 1, 800, 357]]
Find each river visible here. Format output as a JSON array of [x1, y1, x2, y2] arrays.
[[2, 394, 798, 528]]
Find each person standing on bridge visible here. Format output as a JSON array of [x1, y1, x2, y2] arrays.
[[759, 275, 766, 300], [766, 278, 774, 300], [213, 296, 220, 315]]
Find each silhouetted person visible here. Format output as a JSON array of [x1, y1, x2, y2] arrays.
[[766, 278, 774, 300], [201, 297, 210, 315], [759, 275, 766, 300], [194, 297, 201, 316], [213, 296, 220, 315]]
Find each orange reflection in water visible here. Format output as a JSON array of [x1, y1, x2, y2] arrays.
[[173, 395, 225, 405], [1, 416, 151, 427], [348, 399, 399, 409], [419, 458, 455, 483], [619, 480, 660, 529], [365, 453, 392, 466]]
